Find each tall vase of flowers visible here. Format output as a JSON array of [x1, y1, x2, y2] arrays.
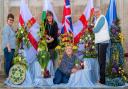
[[37, 22, 50, 78], [106, 19, 128, 86]]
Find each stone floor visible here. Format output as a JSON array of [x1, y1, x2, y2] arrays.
[[1, 71, 128, 89]]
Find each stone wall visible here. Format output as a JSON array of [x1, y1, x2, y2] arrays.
[[0, 0, 4, 54]]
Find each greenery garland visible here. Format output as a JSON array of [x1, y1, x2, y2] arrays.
[[9, 49, 28, 85], [9, 64, 26, 85]]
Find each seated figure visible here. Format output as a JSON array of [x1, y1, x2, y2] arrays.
[[53, 45, 82, 84]]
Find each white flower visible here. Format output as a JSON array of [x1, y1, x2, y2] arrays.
[[37, 48, 41, 52], [89, 38, 92, 40], [19, 57, 21, 61], [23, 37, 25, 40], [21, 30, 24, 34], [92, 46, 95, 49], [88, 35, 91, 37], [85, 37, 88, 40]]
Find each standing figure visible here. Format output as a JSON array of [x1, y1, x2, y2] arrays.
[[44, 11, 59, 75], [2, 13, 16, 77], [93, 7, 110, 84]]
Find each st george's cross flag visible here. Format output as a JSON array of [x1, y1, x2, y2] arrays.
[[73, 0, 94, 44], [19, 0, 40, 64]]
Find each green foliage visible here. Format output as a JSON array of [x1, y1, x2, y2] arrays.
[[37, 50, 50, 69], [37, 22, 46, 39], [16, 27, 30, 48], [37, 21, 50, 69], [13, 55, 28, 69]]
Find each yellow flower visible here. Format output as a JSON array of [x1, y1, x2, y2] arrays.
[[119, 33, 122, 39], [92, 46, 95, 49], [119, 67, 121, 70], [123, 76, 127, 80], [56, 46, 61, 50], [19, 57, 21, 61], [119, 33, 124, 44], [73, 46, 78, 50], [121, 73, 124, 76], [21, 30, 24, 34], [119, 71, 121, 74], [121, 70, 124, 73]]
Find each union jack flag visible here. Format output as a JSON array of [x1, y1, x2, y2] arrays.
[[61, 0, 73, 34]]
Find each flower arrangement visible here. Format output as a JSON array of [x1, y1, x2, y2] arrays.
[[9, 64, 26, 85], [10, 24, 30, 84], [82, 29, 97, 58], [106, 58, 127, 86], [59, 32, 74, 49], [9, 50, 28, 85], [16, 26, 30, 48], [110, 19, 124, 44], [106, 19, 127, 86], [55, 32, 78, 62], [37, 21, 50, 77], [106, 46, 127, 86]]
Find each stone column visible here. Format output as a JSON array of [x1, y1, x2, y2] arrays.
[[4, 0, 9, 25], [0, 0, 4, 55], [94, 0, 100, 7], [100, 0, 110, 15], [123, 0, 128, 49], [117, 0, 128, 52]]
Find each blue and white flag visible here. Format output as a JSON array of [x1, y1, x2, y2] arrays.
[[106, 0, 117, 27]]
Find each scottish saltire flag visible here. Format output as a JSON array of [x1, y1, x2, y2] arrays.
[[73, 0, 94, 44], [19, 0, 40, 64], [106, 0, 117, 27], [105, 0, 117, 63], [61, 0, 73, 34]]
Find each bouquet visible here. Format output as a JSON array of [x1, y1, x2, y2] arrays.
[[83, 29, 97, 58]]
